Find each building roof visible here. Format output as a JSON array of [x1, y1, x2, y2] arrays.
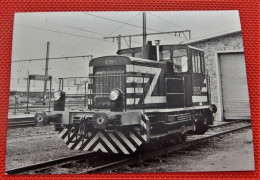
[[181, 29, 241, 44]]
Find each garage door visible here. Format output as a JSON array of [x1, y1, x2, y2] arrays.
[[219, 52, 251, 120]]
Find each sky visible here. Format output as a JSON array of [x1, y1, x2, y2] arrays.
[[10, 11, 241, 92]]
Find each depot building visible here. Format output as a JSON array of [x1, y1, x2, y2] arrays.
[[182, 30, 251, 121]]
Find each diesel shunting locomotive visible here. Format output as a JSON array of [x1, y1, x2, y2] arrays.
[[35, 41, 217, 155]]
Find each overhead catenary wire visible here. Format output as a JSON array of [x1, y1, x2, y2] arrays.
[[15, 15, 142, 47], [83, 12, 162, 33], [16, 14, 143, 46], [14, 23, 140, 48], [12, 55, 93, 63], [148, 12, 188, 30], [14, 24, 123, 44], [109, 13, 141, 35], [17, 14, 105, 36]]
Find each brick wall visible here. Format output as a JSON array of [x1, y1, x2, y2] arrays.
[[189, 32, 244, 121]]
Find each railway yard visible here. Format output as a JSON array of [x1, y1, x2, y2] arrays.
[[5, 119, 254, 174]]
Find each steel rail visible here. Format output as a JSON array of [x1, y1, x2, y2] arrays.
[[7, 117, 36, 128], [82, 124, 251, 173], [5, 152, 96, 175], [5, 122, 251, 174], [209, 119, 250, 129]]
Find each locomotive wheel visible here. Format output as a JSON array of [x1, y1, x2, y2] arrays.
[[142, 138, 165, 152], [174, 133, 187, 144], [34, 112, 47, 127], [150, 138, 164, 150], [193, 123, 208, 135]]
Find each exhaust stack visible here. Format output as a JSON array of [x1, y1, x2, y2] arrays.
[[154, 40, 160, 61]]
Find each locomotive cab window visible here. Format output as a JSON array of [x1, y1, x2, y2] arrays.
[[173, 49, 189, 73], [161, 50, 171, 61], [121, 53, 132, 57]]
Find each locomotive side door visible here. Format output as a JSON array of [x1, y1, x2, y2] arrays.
[[166, 47, 192, 108], [191, 50, 208, 105]]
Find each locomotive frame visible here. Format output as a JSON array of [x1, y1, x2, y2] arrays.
[[36, 43, 217, 155]]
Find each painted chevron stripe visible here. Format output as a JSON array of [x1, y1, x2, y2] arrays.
[[58, 125, 149, 154], [108, 133, 129, 154], [130, 132, 142, 146], [116, 131, 136, 152], [93, 142, 108, 153], [58, 128, 68, 138], [98, 132, 118, 153]]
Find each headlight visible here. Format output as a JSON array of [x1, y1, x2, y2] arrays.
[[109, 89, 120, 101], [54, 91, 62, 101]]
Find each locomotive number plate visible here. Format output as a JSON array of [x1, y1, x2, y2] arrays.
[[105, 60, 114, 65]]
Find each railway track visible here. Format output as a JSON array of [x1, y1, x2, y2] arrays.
[[5, 120, 251, 174], [7, 117, 36, 128]]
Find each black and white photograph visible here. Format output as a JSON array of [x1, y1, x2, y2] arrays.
[[6, 11, 254, 174]]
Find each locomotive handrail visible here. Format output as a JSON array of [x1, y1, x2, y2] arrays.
[[58, 74, 144, 80]]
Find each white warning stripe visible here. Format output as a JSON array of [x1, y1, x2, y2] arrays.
[[126, 77, 149, 83], [83, 133, 100, 151], [93, 142, 108, 153], [141, 119, 147, 129], [58, 129, 68, 138], [126, 98, 140, 105], [126, 88, 143, 94], [63, 136, 69, 143], [67, 135, 78, 149], [68, 141, 75, 149], [74, 140, 84, 150], [108, 133, 129, 154], [130, 132, 142, 146], [99, 132, 118, 153], [201, 87, 207, 92], [141, 134, 147, 141], [192, 96, 208, 102], [116, 132, 136, 152], [134, 127, 147, 141], [74, 131, 92, 150]]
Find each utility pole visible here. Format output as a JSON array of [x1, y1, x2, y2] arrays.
[[118, 35, 121, 50], [143, 12, 147, 45], [104, 12, 191, 48], [43, 42, 50, 105]]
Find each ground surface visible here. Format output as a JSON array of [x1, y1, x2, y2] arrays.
[[118, 128, 255, 173], [5, 124, 255, 173], [5, 126, 85, 170]]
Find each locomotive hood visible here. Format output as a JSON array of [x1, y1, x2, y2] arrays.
[[89, 55, 165, 67]]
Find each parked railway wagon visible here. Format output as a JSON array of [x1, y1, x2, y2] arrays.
[[35, 41, 217, 155]]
